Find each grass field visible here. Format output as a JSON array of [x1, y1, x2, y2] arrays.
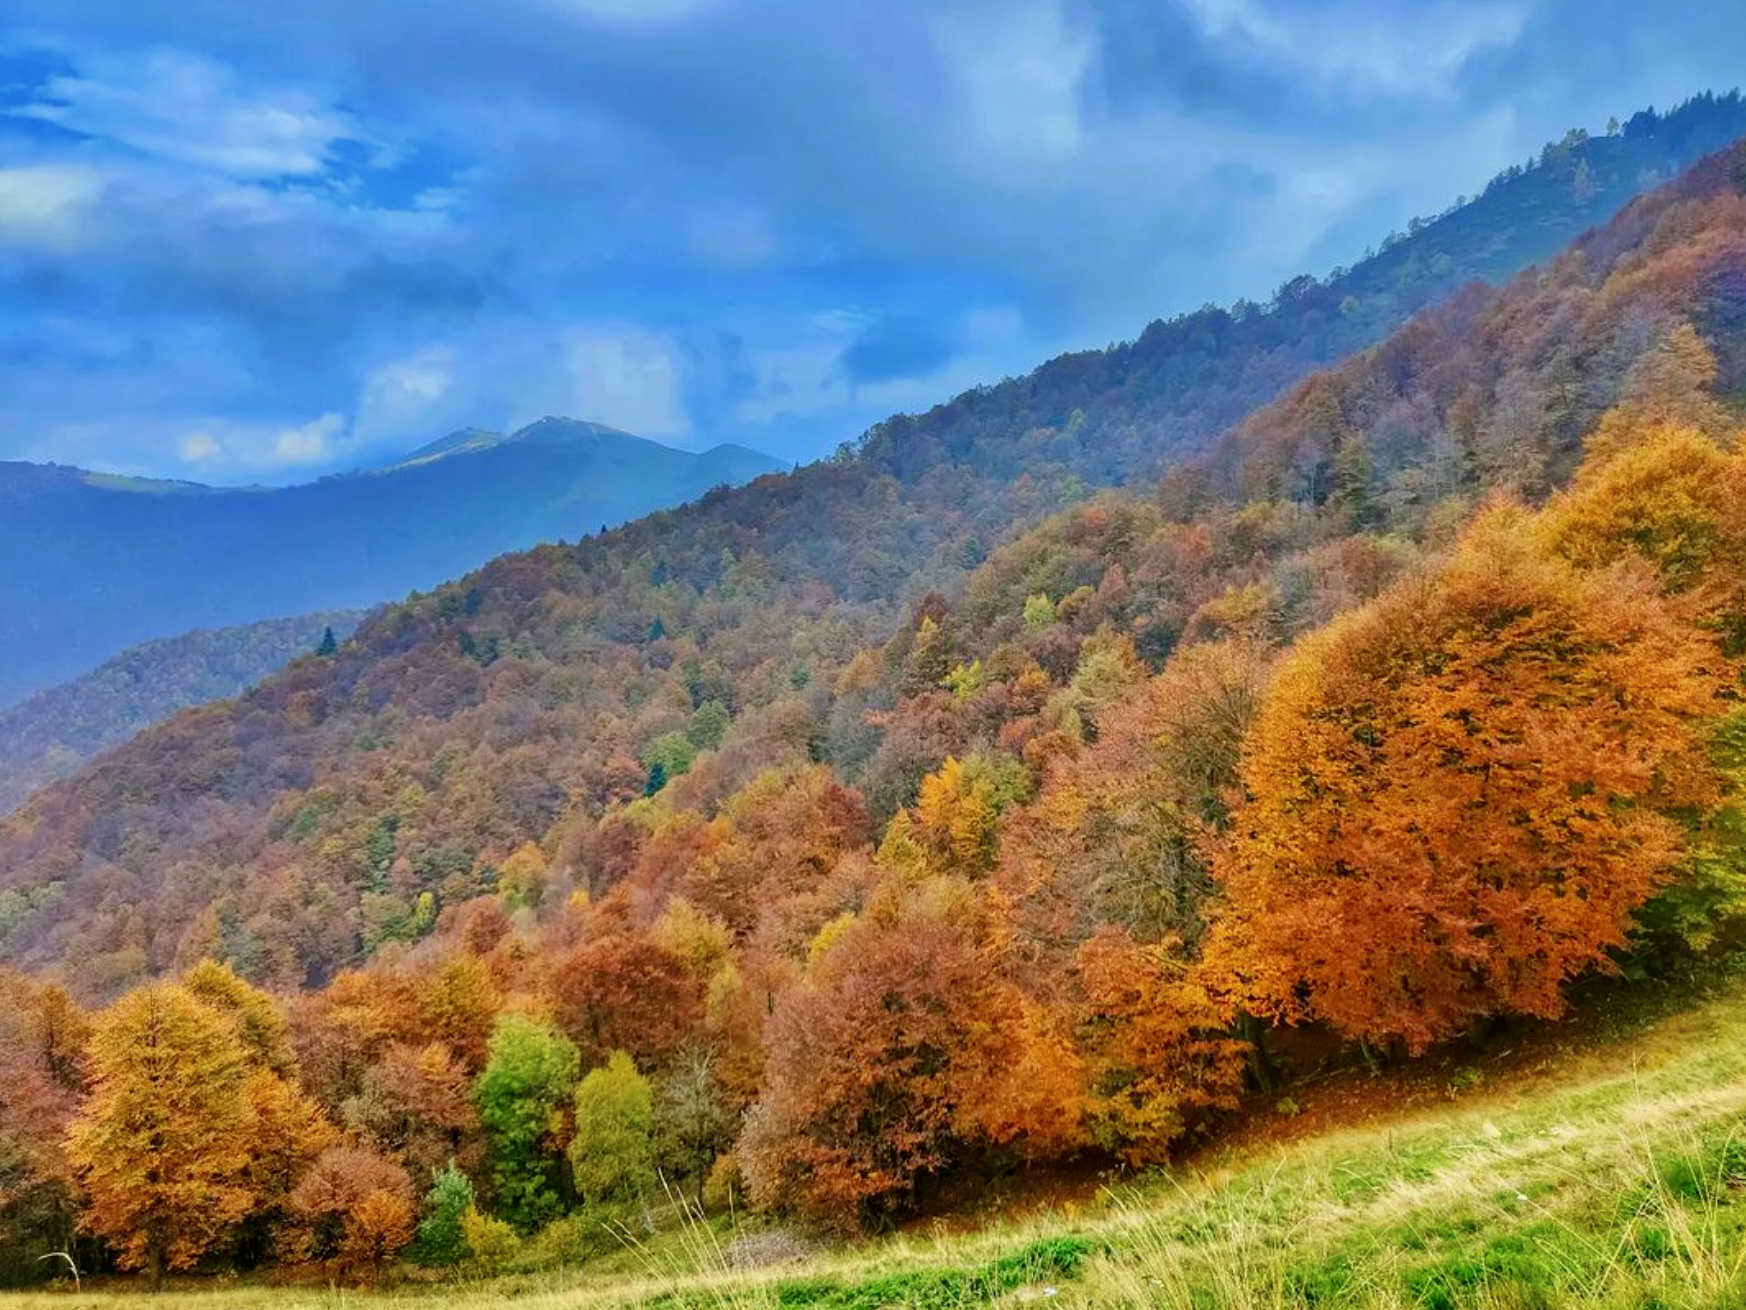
[[10, 964, 1746, 1309]]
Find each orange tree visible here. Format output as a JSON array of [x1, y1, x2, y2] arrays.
[[738, 878, 1082, 1232], [1208, 507, 1722, 1052]]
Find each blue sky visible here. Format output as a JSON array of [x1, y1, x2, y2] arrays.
[[1, 0, 1742, 483]]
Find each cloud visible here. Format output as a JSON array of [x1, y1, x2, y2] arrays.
[[272, 412, 346, 465], [354, 345, 456, 445], [554, 327, 690, 438], [0, 164, 106, 249], [177, 431, 222, 464], [0, 1, 1743, 477], [13, 46, 370, 180]]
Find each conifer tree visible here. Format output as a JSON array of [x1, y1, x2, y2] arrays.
[[67, 984, 258, 1287]]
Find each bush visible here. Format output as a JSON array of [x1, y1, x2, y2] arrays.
[[460, 1207, 519, 1275]]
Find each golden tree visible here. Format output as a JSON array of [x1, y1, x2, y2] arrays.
[[67, 983, 258, 1286]]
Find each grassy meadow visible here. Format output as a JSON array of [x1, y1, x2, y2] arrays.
[[10, 965, 1746, 1310]]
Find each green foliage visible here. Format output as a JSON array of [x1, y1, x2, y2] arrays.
[[459, 1205, 519, 1274], [943, 659, 985, 701], [412, 1162, 475, 1267], [1022, 592, 1057, 630], [569, 1051, 656, 1209], [686, 700, 731, 751], [701, 1237, 1098, 1310], [643, 731, 697, 782], [473, 1015, 581, 1231]]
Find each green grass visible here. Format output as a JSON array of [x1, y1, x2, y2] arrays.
[[11, 970, 1746, 1309]]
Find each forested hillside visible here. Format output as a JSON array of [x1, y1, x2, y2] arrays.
[[3, 101, 1744, 997], [0, 612, 366, 819], [0, 421, 779, 709], [2, 117, 1746, 1291]]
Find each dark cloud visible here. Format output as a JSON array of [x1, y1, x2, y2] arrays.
[[0, 1, 1740, 479], [842, 316, 958, 386]]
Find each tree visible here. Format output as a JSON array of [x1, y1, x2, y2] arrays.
[[1208, 509, 1721, 1051], [738, 881, 1082, 1232], [654, 1046, 734, 1205], [459, 1206, 518, 1273], [552, 931, 700, 1072], [496, 842, 550, 910], [473, 1015, 580, 1231], [285, 1144, 414, 1280], [568, 1051, 656, 1210], [997, 639, 1268, 959], [315, 626, 339, 657], [0, 973, 87, 1285], [412, 1162, 475, 1267], [350, 1041, 480, 1181], [1073, 930, 1247, 1163], [235, 1068, 336, 1268], [67, 984, 258, 1287], [184, 958, 296, 1078], [907, 754, 1027, 879]]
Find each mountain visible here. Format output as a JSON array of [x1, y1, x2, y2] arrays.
[[0, 104, 1742, 998], [0, 610, 367, 819], [0, 420, 783, 709]]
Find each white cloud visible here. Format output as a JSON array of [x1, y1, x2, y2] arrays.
[[15, 47, 367, 179], [178, 431, 223, 464], [555, 326, 690, 438], [0, 165, 108, 250], [354, 346, 456, 444], [272, 413, 346, 465]]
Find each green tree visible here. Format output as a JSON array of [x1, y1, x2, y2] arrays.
[[412, 1161, 475, 1267], [686, 700, 731, 751], [473, 1015, 580, 1231], [315, 626, 339, 657], [568, 1051, 656, 1210]]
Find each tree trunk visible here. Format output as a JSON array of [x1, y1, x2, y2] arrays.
[[1239, 1012, 1275, 1092]]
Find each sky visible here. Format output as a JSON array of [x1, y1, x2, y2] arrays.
[[0, 1, 1742, 484]]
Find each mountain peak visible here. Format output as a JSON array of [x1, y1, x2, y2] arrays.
[[507, 417, 642, 445], [386, 427, 504, 469]]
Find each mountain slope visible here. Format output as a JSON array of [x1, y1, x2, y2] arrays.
[[2, 106, 1744, 995], [0, 420, 782, 708], [0, 611, 367, 819]]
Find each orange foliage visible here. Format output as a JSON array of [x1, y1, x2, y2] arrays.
[[1208, 509, 1722, 1050], [739, 880, 1082, 1231]]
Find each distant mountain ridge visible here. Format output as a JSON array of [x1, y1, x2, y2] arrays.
[[0, 419, 781, 707], [0, 610, 367, 819]]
